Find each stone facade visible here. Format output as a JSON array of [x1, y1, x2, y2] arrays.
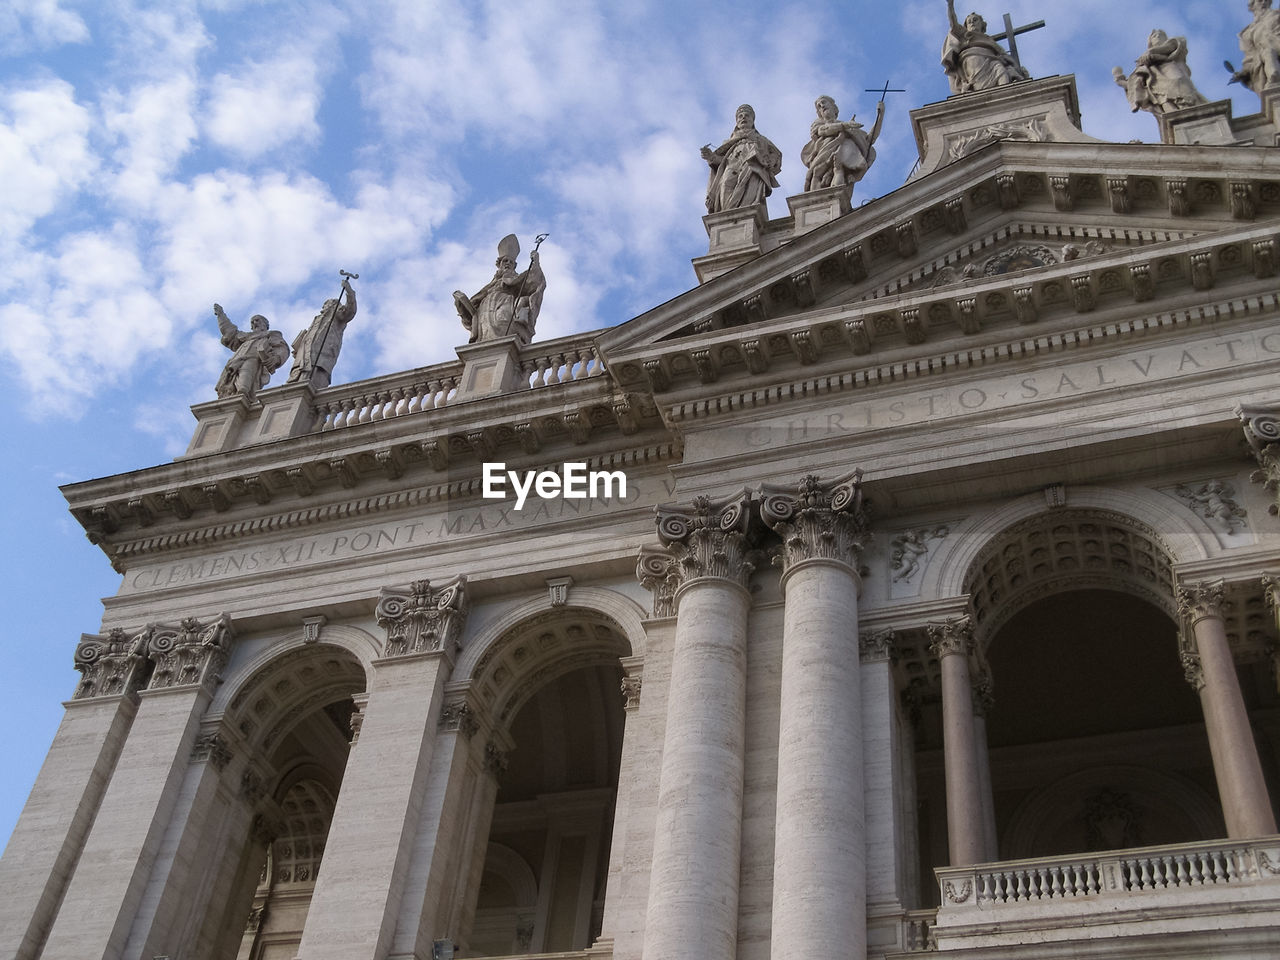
[[4, 73, 1280, 960]]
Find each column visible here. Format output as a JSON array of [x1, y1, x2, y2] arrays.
[[641, 493, 755, 960], [297, 576, 468, 960], [448, 737, 508, 951], [927, 617, 987, 867], [0, 631, 145, 960], [761, 473, 869, 959], [1178, 581, 1277, 838], [972, 670, 999, 862], [39, 616, 233, 960]]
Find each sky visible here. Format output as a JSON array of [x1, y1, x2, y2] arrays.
[[0, 0, 1257, 849]]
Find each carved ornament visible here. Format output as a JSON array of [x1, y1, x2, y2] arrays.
[[759, 471, 869, 573], [375, 576, 469, 657], [72, 627, 149, 700], [859, 628, 896, 663], [438, 700, 480, 738], [146, 614, 234, 691], [1238, 403, 1280, 516], [927, 616, 974, 659], [1176, 579, 1231, 625], [655, 491, 757, 590], [621, 675, 643, 710]]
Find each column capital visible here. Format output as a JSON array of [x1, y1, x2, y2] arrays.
[[760, 471, 869, 573], [637, 545, 680, 617], [927, 616, 975, 659], [1262, 571, 1280, 610], [1181, 649, 1206, 691], [1238, 402, 1280, 517], [655, 490, 757, 591], [375, 575, 469, 658], [621, 674, 643, 710], [190, 729, 234, 771], [972, 671, 995, 717], [859, 628, 896, 663], [72, 627, 150, 700], [437, 699, 480, 738], [1176, 579, 1232, 625], [144, 613, 234, 691], [483, 740, 510, 780]]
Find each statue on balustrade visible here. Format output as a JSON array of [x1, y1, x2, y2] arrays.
[[701, 104, 782, 214], [287, 271, 358, 390], [213, 305, 290, 400], [1114, 30, 1208, 116], [1230, 0, 1280, 94], [942, 0, 1030, 94], [453, 234, 546, 347], [801, 95, 884, 193]]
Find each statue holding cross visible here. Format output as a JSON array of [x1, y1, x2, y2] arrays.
[[942, 1, 1040, 95]]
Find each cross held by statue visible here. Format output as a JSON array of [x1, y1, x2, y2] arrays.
[[991, 12, 1046, 71], [865, 79, 906, 102]]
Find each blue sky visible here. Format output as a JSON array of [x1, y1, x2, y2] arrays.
[[0, 0, 1255, 847]]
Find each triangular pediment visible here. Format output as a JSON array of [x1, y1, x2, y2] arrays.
[[600, 139, 1280, 375]]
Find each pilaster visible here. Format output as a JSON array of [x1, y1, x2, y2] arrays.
[[928, 616, 988, 867], [39, 616, 234, 960], [297, 577, 469, 960]]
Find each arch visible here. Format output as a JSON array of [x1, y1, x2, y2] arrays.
[[927, 486, 1211, 604], [481, 843, 539, 910], [1002, 765, 1224, 860], [455, 586, 647, 681]]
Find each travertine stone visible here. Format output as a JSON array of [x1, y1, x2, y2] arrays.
[[38, 683, 214, 960], [1177, 581, 1278, 838], [0, 694, 137, 960], [701, 105, 781, 216], [928, 617, 988, 866], [296, 650, 453, 960], [453, 234, 546, 347], [642, 496, 752, 960]]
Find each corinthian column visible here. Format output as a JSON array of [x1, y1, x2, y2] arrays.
[[641, 492, 755, 960], [1177, 581, 1277, 838], [928, 617, 987, 867], [760, 473, 870, 960]]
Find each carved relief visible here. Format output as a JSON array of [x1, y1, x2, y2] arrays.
[[1239, 403, 1280, 515], [760, 471, 869, 572], [982, 244, 1057, 277], [484, 741, 510, 779], [859, 628, 895, 663], [890, 526, 949, 582], [73, 627, 149, 699], [927, 616, 974, 658], [1176, 580, 1231, 624], [191, 731, 233, 771], [439, 701, 480, 738], [621, 675, 643, 710], [1082, 788, 1143, 850], [637, 546, 680, 617], [1175, 480, 1247, 533], [375, 576, 469, 657]]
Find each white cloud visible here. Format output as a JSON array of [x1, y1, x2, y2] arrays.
[[0, 0, 89, 54], [0, 79, 95, 236], [205, 53, 325, 158], [102, 76, 200, 205]]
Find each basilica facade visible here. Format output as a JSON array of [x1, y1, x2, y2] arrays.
[[3, 43, 1280, 960]]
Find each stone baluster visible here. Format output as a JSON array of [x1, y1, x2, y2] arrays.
[[1177, 580, 1277, 838], [928, 616, 988, 866], [297, 576, 469, 960], [39, 616, 234, 960], [760, 473, 871, 959], [641, 492, 756, 960]]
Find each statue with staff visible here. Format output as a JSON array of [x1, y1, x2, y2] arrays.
[[287, 270, 358, 390], [453, 233, 548, 346], [942, 1, 1034, 94]]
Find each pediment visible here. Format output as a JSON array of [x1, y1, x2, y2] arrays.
[[600, 140, 1280, 366]]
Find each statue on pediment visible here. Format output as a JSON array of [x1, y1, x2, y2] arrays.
[[453, 233, 546, 346], [213, 305, 290, 400], [1231, 0, 1280, 94], [1114, 30, 1208, 116], [801, 95, 884, 193], [942, 0, 1030, 94], [701, 104, 782, 214], [287, 271, 357, 390]]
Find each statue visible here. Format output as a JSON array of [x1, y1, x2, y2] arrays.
[[453, 234, 547, 346], [700, 104, 782, 214], [1113, 30, 1208, 115], [287, 271, 358, 390], [1230, 0, 1280, 93], [801, 95, 885, 193], [213, 305, 290, 400], [942, 0, 1030, 94]]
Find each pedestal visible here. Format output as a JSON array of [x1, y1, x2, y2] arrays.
[[182, 394, 254, 458], [454, 336, 525, 401], [1160, 99, 1240, 146], [786, 183, 853, 237], [692, 202, 770, 283]]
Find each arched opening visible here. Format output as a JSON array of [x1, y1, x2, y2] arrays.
[[462, 611, 630, 957], [986, 589, 1222, 859], [209, 645, 367, 960]]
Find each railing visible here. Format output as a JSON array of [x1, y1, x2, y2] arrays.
[[937, 836, 1280, 910], [315, 363, 463, 431], [311, 333, 607, 432], [902, 908, 937, 951]]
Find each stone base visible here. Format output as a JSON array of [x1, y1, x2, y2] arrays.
[[910, 74, 1103, 178], [181, 394, 253, 459], [693, 203, 769, 283], [787, 183, 853, 238], [454, 336, 525, 401], [250, 381, 319, 444], [1160, 99, 1240, 146]]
